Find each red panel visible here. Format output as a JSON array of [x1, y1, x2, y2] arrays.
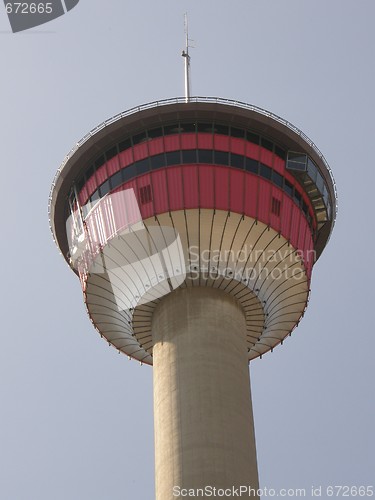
[[298, 217, 308, 255], [78, 186, 88, 205], [230, 170, 244, 213], [133, 143, 149, 161], [244, 175, 258, 219], [151, 170, 169, 214], [136, 174, 153, 220], [214, 167, 229, 211], [166, 168, 183, 211], [284, 169, 296, 186], [257, 179, 271, 225], [111, 185, 128, 232], [213, 134, 230, 151], [183, 166, 199, 208], [290, 205, 301, 249], [270, 186, 282, 233], [245, 143, 260, 160], [96, 164, 107, 185], [124, 181, 141, 226], [85, 176, 97, 198], [180, 133, 196, 149], [107, 156, 121, 175], [198, 166, 214, 208], [230, 137, 246, 155], [148, 137, 164, 156], [197, 133, 213, 149], [273, 156, 285, 175], [119, 148, 133, 168], [164, 135, 180, 152], [260, 148, 273, 168], [280, 194, 293, 241]]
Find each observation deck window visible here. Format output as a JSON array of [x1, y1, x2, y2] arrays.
[[246, 131, 260, 144], [272, 171, 283, 188], [95, 155, 105, 169], [287, 152, 307, 172], [198, 150, 213, 163], [197, 123, 213, 133], [166, 151, 181, 166], [230, 127, 245, 139], [214, 151, 229, 165], [133, 131, 148, 145], [105, 145, 118, 160], [148, 127, 163, 138], [230, 153, 245, 169], [180, 123, 196, 133], [245, 157, 259, 174], [260, 164, 272, 180], [182, 149, 197, 163], [151, 153, 166, 170], [136, 158, 150, 175], [214, 124, 229, 135], [261, 138, 273, 152]]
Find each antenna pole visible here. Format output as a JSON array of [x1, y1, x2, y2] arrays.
[[182, 13, 191, 102]]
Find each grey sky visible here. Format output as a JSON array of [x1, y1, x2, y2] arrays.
[[0, 1, 374, 498]]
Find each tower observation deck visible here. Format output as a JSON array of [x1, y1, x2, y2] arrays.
[[49, 97, 337, 498]]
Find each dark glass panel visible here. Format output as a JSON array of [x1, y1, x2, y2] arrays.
[[245, 157, 258, 174], [182, 149, 197, 163], [150, 153, 166, 170], [95, 155, 105, 169], [197, 123, 213, 133], [122, 164, 137, 182], [86, 165, 94, 181], [164, 124, 180, 135], [230, 153, 244, 169], [111, 170, 123, 190], [119, 138, 131, 151], [272, 170, 283, 188], [284, 179, 293, 197], [294, 189, 302, 205], [99, 180, 110, 197], [136, 158, 150, 175], [246, 131, 259, 144], [180, 122, 196, 133], [214, 124, 229, 135], [90, 190, 100, 204], [261, 138, 273, 152], [230, 127, 245, 138], [77, 177, 85, 191], [198, 149, 213, 163], [275, 145, 286, 160], [133, 131, 147, 145], [166, 151, 181, 166], [214, 151, 229, 165], [148, 127, 163, 138], [105, 145, 118, 161], [260, 164, 272, 180]]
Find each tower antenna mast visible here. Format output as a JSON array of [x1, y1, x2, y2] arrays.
[[182, 13, 191, 102]]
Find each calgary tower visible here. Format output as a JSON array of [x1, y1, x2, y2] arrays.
[[49, 23, 337, 500]]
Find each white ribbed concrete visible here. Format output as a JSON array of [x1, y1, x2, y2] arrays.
[[152, 287, 259, 500]]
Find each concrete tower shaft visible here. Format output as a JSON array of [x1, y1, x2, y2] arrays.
[[153, 287, 259, 498]]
